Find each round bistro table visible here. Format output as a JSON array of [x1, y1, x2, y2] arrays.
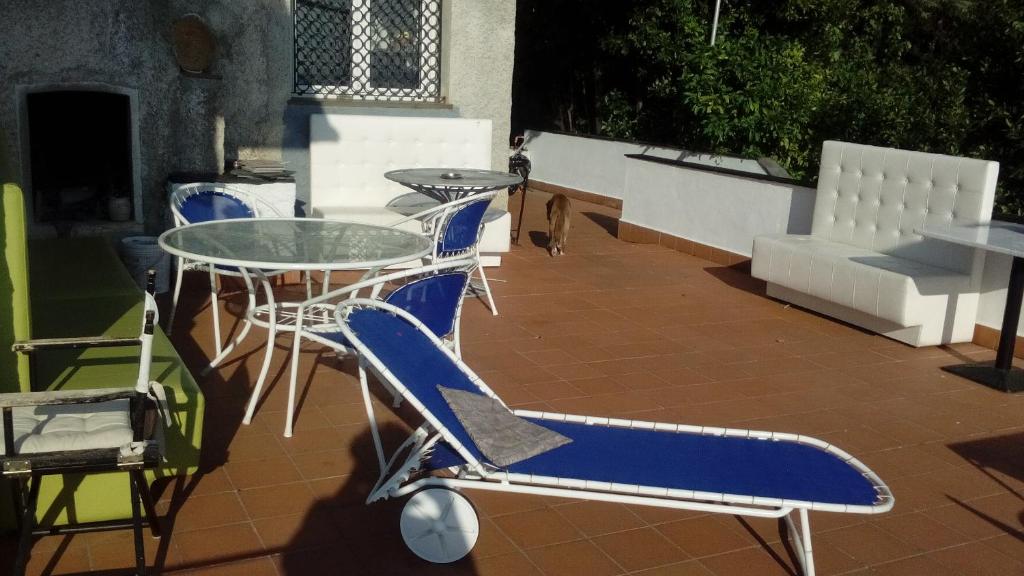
[[159, 218, 433, 435], [384, 167, 523, 207]]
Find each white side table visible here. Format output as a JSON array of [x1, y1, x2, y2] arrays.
[[918, 221, 1024, 392]]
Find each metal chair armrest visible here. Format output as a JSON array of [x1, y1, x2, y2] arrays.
[[12, 336, 142, 354], [0, 389, 136, 409]]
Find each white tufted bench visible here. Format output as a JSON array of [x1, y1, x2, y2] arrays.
[[752, 141, 999, 346], [309, 114, 511, 266]]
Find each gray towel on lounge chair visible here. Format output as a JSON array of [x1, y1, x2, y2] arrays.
[[438, 385, 572, 467]]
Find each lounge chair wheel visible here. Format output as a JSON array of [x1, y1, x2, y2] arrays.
[[400, 488, 479, 563]]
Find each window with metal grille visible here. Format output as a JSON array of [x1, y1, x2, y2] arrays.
[[294, 0, 442, 102]]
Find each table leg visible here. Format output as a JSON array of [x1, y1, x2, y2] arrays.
[[513, 183, 527, 245], [943, 255, 1024, 392], [243, 270, 279, 425], [996, 256, 1024, 369], [285, 306, 306, 438], [201, 271, 257, 376]]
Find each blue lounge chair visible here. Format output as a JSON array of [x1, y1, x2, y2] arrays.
[[334, 299, 894, 575]]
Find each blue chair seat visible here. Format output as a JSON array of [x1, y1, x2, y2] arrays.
[[426, 421, 878, 507]]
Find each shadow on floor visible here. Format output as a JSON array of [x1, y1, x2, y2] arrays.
[[703, 262, 763, 296], [948, 496, 1024, 543], [581, 211, 618, 237], [949, 431, 1024, 489], [734, 517, 799, 576], [276, 418, 481, 575], [947, 432, 1024, 543], [528, 230, 550, 249]]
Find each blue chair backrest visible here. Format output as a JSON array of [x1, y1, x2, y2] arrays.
[[345, 306, 488, 464], [438, 198, 490, 255], [179, 190, 254, 223], [384, 272, 469, 338]]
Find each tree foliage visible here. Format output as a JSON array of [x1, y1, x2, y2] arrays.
[[513, 0, 1024, 214]]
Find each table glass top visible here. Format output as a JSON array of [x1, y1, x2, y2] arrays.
[[384, 168, 523, 190], [917, 221, 1024, 258], [158, 218, 433, 270]]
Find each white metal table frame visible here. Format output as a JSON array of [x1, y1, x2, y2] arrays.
[[158, 218, 434, 435], [384, 167, 523, 205], [918, 221, 1024, 392]]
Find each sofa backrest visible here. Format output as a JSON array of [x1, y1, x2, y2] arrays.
[[811, 141, 998, 274], [1, 184, 31, 392], [309, 114, 492, 211]]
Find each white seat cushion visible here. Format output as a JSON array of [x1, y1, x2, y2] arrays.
[[0, 399, 132, 454], [753, 234, 972, 327]]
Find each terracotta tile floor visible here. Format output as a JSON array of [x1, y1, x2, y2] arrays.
[[5, 191, 1024, 575]]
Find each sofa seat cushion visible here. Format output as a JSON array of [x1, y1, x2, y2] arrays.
[[752, 234, 972, 327], [0, 399, 131, 454]]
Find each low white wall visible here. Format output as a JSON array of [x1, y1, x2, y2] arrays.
[[523, 130, 767, 200], [621, 156, 814, 257]]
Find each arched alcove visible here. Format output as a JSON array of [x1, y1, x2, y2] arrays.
[[17, 83, 143, 235]]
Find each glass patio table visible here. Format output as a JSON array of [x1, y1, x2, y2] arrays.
[[158, 218, 433, 434], [384, 167, 523, 211]]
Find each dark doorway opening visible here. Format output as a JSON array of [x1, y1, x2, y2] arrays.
[[27, 90, 133, 223]]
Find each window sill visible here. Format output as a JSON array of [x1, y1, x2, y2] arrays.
[[288, 96, 453, 110]]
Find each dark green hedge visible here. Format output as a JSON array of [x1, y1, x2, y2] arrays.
[[512, 0, 1023, 214]]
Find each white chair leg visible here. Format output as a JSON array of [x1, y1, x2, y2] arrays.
[[209, 268, 223, 357], [784, 509, 816, 576], [358, 362, 387, 472], [283, 307, 306, 438], [167, 256, 186, 336], [474, 255, 498, 316]]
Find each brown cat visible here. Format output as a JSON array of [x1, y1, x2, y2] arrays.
[[546, 193, 572, 256]]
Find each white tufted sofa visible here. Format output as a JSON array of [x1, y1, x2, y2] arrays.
[[309, 114, 510, 265], [752, 141, 999, 346]]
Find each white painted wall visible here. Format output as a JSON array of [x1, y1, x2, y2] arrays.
[[523, 130, 767, 200], [620, 157, 814, 257]]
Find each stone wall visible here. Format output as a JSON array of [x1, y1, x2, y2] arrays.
[[0, 0, 516, 230]]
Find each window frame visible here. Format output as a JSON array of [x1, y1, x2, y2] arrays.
[[292, 0, 444, 103]]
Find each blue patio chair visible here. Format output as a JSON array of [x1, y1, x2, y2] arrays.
[[386, 190, 500, 316], [167, 183, 289, 361], [333, 299, 895, 574], [244, 259, 475, 437]]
